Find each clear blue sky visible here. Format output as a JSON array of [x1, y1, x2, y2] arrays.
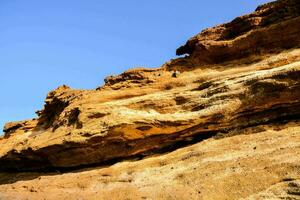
[[0, 0, 272, 134]]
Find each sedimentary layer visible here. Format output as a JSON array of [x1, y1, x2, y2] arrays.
[[0, 0, 299, 172], [0, 0, 300, 199]]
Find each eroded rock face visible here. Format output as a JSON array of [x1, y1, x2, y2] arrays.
[[0, 0, 300, 172], [1, 58, 299, 171], [101, 68, 159, 90], [0, 0, 300, 199], [171, 0, 300, 71], [0, 122, 299, 200]]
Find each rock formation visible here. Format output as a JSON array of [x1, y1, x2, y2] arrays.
[[0, 0, 300, 199], [174, 0, 300, 69]]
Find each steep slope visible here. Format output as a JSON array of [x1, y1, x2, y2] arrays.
[[0, 0, 300, 199]]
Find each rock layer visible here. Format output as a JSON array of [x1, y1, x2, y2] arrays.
[[0, 0, 300, 199], [168, 0, 300, 71], [1, 56, 300, 171], [0, 122, 299, 200], [0, 0, 300, 172]]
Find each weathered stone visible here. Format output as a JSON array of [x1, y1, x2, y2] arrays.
[[170, 0, 300, 71], [0, 0, 299, 172], [0, 0, 300, 199]]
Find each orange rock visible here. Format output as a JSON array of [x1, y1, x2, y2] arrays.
[[0, 0, 300, 199], [0, 0, 299, 185]]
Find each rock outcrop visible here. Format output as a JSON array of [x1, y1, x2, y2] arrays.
[[169, 0, 300, 71], [0, 0, 300, 199], [1, 123, 299, 199]]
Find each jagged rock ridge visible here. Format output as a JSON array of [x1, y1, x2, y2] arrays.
[[168, 0, 300, 70]]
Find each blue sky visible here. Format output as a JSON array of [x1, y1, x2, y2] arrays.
[[0, 0, 272, 134]]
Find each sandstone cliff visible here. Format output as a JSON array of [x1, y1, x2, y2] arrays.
[[0, 0, 300, 199]]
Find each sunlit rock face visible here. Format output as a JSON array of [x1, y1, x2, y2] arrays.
[[0, 0, 300, 199], [174, 0, 300, 69]]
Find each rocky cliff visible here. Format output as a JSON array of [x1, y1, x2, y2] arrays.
[[0, 0, 300, 199]]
